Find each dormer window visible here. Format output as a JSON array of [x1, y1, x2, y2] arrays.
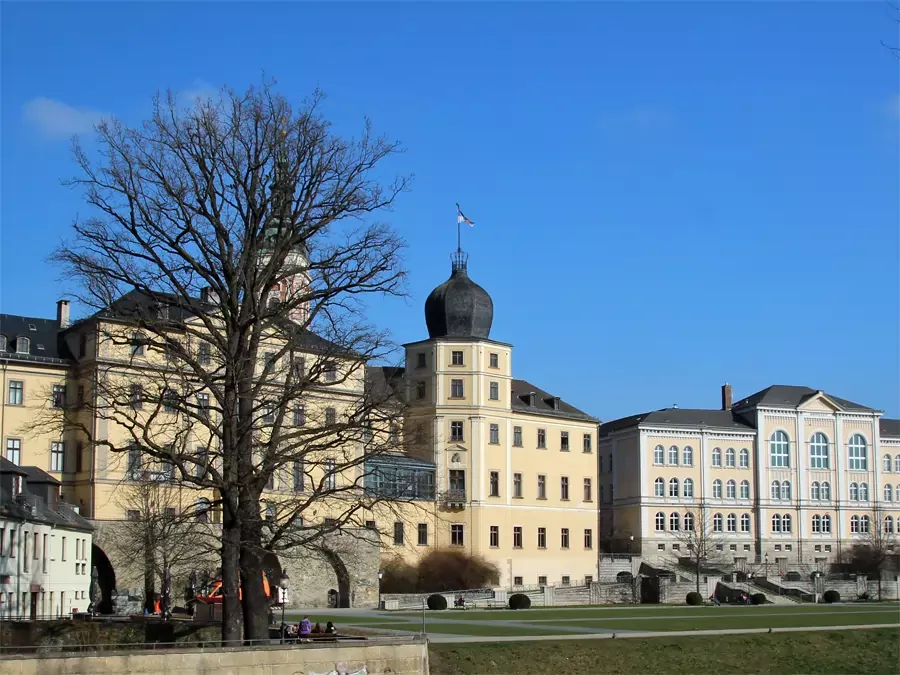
[[28, 324, 37, 332], [0, 335, 6, 351], [16, 337, 30, 354]]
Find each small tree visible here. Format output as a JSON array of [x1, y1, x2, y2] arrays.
[[844, 505, 899, 600], [667, 508, 729, 595]]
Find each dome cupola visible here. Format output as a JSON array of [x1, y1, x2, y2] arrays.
[[424, 251, 493, 339]]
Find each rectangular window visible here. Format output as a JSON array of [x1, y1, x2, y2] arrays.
[[6, 439, 21, 465], [489, 353, 499, 368], [489, 471, 500, 497], [451, 524, 464, 546], [324, 364, 338, 382], [416, 381, 426, 400], [262, 403, 275, 424], [325, 407, 337, 425], [130, 384, 143, 409], [584, 529, 593, 549], [293, 460, 304, 492], [561, 528, 570, 549], [513, 426, 523, 447], [489, 525, 499, 547], [451, 351, 464, 366], [560, 432, 569, 452], [162, 389, 178, 413], [537, 527, 546, 549], [449, 469, 466, 492], [513, 526, 523, 548], [77, 385, 85, 408], [324, 458, 336, 490], [583, 434, 592, 453], [33, 533, 39, 561], [61, 537, 66, 561], [561, 575, 571, 586], [538, 575, 547, 586], [489, 382, 499, 400], [365, 520, 376, 530], [450, 379, 464, 398], [130, 333, 144, 356], [197, 342, 211, 365], [52, 385, 66, 409], [537, 474, 546, 499], [8, 381, 23, 406], [197, 393, 210, 418], [293, 405, 306, 426], [489, 423, 499, 444], [560, 476, 569, 500], [537, 429, 546, 449], [417, 523, 428, 546], [416, 352, 427, 368], [393, 521, 404, 545], [514, 576, 523, 585], [50, 442, 65, 472], [450, 421, 464, 442], [583, 477, 592, 502], [513, 472, 522, 498]]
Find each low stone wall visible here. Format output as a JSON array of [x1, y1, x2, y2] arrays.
[[0, 638, 428, 675]]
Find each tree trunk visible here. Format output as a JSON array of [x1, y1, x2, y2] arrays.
[[220, 511, 243, 644], [143, 534, 156, 613], [695, 559, 700, 595], [239, 482, 270, 642]]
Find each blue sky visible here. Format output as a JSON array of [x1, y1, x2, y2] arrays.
[[2, 2, 898, 420]]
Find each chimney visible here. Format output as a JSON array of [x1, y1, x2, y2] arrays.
[[721, 383, 733, 411], [56, 299, 70, 328]]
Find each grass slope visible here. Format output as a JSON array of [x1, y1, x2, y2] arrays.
[[428, 628, 900, 675]]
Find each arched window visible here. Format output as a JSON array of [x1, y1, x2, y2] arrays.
[[654, 477, 665, 497], [726, 480, 736, 500], [850, 483, 859, 501], [654, 445, 665, 464], [771, 480, 781, 500], [655, 511, 666, 531], [683, 478, 694, 498], [726, 513, 736, 532], [740, 480, 750, 500], [669, 478, 679, 498], [810, 432, 829, 469], [195, 498, 210, 523], [885, 454, 893, 472], [782, 514, 792, 533], [16, 337, 30, 354], [811, 481, 821, 500], [770, 431, 790, 468], [669, 512, 680, 531], [682, 446, 693, 466], [884, 484, 893, 503], [740, 513, 751, 532], [739, 448, 749, 468], [712, 447, 722, 467], [822, 514, 831, 533], [726, 448, 736, 467], [821, 481, 831, 500], [850, 515, 860, 533], [895, 455, 900, 473], [713, 513, 723, 532], [812, 515, 821, 533], [859, 483, 868, 501], [885, 516, 895, 535], [781, 481, 791, 500], [668, 445, 679, 465], [683, 512, 695, 531], [848, 434, 867, 471], [860, 515, 870, 534], [713, 479, 722, 499], [772, 514, 782, 533]]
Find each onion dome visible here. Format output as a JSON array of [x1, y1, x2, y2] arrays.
[[424, 251, 493, 339]]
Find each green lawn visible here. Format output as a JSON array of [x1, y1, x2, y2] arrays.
[[358, 622, 565, 637], [428, 628, 900, 674]]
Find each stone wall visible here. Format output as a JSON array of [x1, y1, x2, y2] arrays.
[[0, 639, 428, 675]]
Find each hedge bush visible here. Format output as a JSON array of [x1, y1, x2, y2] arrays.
[[686, 592, 704, 606], [751, 593, 766, 605], [823, 590, 840, 603], [427, 594, 448, 610], [508, 593, 531, 610]]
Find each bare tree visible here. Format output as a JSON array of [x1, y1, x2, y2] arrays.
[[843, 506, 899, 600], [47, 80, 412, 642], [667, 508, 729, 595]]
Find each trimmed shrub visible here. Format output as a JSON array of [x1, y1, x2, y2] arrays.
[[427, 594, 448, 611], [751, 593, 766, 605], [823, 590, 840, 603], [509, 593, 531, 610], [686, 592, 703, 606]]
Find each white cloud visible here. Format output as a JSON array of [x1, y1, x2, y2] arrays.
[[22, 97, 106, 140], [180, 80, 220, 107]]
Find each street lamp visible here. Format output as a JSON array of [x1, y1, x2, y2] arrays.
[[764, 552, 769, 579], [377, 571, 383, 610], [279, 572, 289, 643]]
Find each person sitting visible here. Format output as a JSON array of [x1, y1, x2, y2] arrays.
[[709, 594, 721, 606], [454, 595, 466, 609], [325, 621, 336, 634], [312, 622, 323, 634], [299, 616, 312, 641]]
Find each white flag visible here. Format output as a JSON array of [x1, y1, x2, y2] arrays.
[[456, 203, 474, 227]]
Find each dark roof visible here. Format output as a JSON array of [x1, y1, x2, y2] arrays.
[[600, 409, 755, 436], [424, 257, 494, 340], [881, 418, 900, 439], [0, 314, 72, 363], [510, 379, 597, 422], [0, 457, 27, 476], [365, 365, 404, 402], [20, 466, 61, 485], [733, 385, 874, 412], [364, 452, 436, 469]]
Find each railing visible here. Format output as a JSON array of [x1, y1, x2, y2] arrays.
[[438, 489, 466, 505]]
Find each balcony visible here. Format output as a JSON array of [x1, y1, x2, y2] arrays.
[[439, 489, 467, 508]]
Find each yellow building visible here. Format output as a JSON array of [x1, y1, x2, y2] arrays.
[[599, 384, 900, 572]]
